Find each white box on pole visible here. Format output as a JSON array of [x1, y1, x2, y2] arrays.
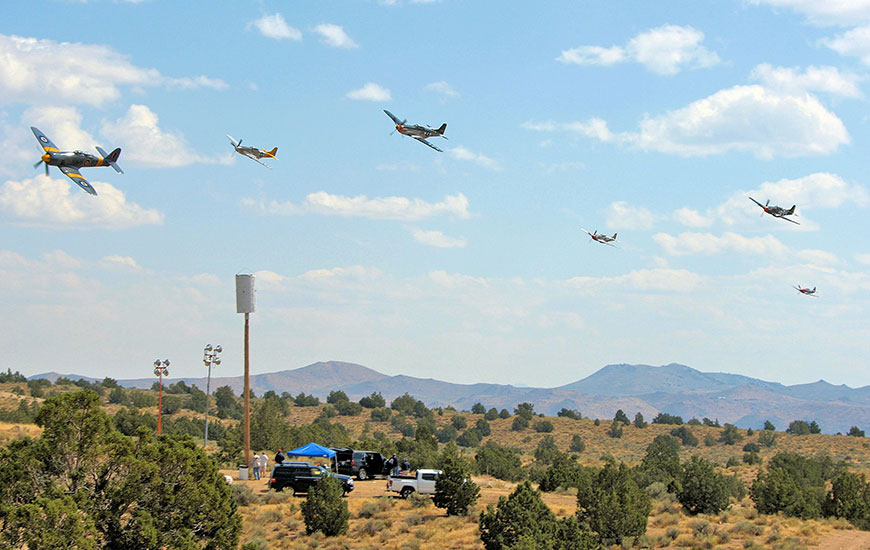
[[235, 274, 255, 313]]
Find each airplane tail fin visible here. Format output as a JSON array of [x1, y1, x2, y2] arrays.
[[266, 147, 278, 158], [787, 205, 796, 215], [437, 123, 447, 136], [96, 146, 124, 174], [612, 233, 617, 239]]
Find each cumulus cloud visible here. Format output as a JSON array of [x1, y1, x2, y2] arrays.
[[449, 146, 501, 170], [675, 173, 867, 231], [242, 192, 471, 221], [0, 175, 163, 229], [653, 231, 839, 265], [746, 0, 870, 26], [0, 34, 226, 107], [605, 201, 659, 230], [346, 82, 391, 101], [557, 25, 720, 75], [673, 207, 713, 228], [424, 81, 460, 100], [247, 14, 302, 40], [751, 63, 862, 97], [25, 106, 97, 153], [100, 255, 141, 271], [824, 26, 870, 64], [313, 23, 358, 48], [101, 104, 232, 167], [412, 229, 466, 248], [567, 268, 704, 292], [524, 85, 849, 159]]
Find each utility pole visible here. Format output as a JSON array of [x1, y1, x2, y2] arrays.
[[203, 344, 221, 448], [236, 274, 255, 469], [153, 359, 169, 435]]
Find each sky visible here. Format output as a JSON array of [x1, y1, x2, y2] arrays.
[[3, 1, 870, 389]]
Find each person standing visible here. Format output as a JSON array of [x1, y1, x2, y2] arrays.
[[260, 451, 268, 479], [251, 453, 260, 480]]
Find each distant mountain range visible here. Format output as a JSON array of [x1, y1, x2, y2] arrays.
[[31, 361, 870, 434]]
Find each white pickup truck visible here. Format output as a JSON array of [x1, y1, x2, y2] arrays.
[[386, 469, 442, 498]]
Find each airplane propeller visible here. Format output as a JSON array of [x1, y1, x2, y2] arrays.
[[34, 157, 50, 176]]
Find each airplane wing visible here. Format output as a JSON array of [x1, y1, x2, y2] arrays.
[[243, 152, 271, 169], [384, 110, 403, 125], [59, 166, 97, 195], [227, 134, 241, 148], [31, 127, 59, 152], [414, 136, 443, 152], [748, 197, 764, 209], [600, 240, 618, 248], [780, 216, 800, 225]]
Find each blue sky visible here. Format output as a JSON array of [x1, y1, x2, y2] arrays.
[[3, 1, 870, 389]]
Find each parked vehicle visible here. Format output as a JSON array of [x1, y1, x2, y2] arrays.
[[332, 447, 388, 480], [386, 469, 442, 498], [268, 461, 354, 495]]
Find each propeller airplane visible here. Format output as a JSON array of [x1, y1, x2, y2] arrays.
[[793, 285, 818, 297], [581, 228, 618, 247], [30, 127, 123, 196], [227, 135, 278, 169], [383, 110, 447, 152], [749, 197, 799, 225]]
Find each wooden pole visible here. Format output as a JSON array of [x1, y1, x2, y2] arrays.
[[157, 373, 163, 435], [243, 312, 251, 467]]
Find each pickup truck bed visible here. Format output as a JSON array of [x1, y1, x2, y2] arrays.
[[386, 469, 442, 498]]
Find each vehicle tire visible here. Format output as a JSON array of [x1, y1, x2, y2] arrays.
[[400, 487, 414, 499], [358, 468, 368, 481]]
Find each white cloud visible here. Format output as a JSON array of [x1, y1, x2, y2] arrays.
[[412, 229, 466, 248], [0, 34, 226, 107], [424, 81, 459, 99], [526, 85, 849, 159], [605, 201, 659, 230], [0, 175, 163, 229], [751, 63, 862, 97], [101, 104, 232, 167], [100, 255, 141, 271], [247, 14, 302, 41], [673, 207, 713, 228], [313, 23, 358, 48], [449, 146, 501, 170], [824, 26, 870, 64], [653, 231, 839, 265], [243, 192, 471, 221], [346, 82, 391, 101], [567, 268, 704, 292], [675, 173, 868, 232], [557, 45, 626, 66], [557, 25, 720, 75], [854, 253, 870, 265], [746, 0, 870, 26], [25, 106, 97, 154]]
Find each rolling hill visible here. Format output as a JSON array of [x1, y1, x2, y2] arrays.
[[30, 361, 870, 434]]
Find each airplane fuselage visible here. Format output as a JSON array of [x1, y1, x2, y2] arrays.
[[42, 150, 107, 169], [396, 124, 443, 139]]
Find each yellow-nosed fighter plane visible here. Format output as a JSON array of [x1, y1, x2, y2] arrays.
[[31, 127, 123, 196], [227, 135, 278, 169]]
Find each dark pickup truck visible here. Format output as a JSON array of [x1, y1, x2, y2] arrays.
[[268, 461, 354, 495], [332, 448, 388, 480]]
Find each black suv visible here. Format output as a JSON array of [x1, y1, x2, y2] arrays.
[[332, 448, 387, 480], [268, 462, 354, 495]]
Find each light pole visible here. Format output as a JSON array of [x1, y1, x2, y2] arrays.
[[202, 344, 221, 448], [153, 359, 169, 435]]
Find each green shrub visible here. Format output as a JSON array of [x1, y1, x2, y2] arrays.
[[670, 426, 698, 446], [511, 416, 529, 431], [474, 441, 525, 481], [534, 420, 554, 433], [576, 462, 651, 546], [677, 456, 731, 515], [434, 452, 479, 516], [569, 434, 586, 453], [300, 476, 349, 536]]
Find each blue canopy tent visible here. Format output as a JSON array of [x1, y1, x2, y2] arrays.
[[284, 442, 336, 458]]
